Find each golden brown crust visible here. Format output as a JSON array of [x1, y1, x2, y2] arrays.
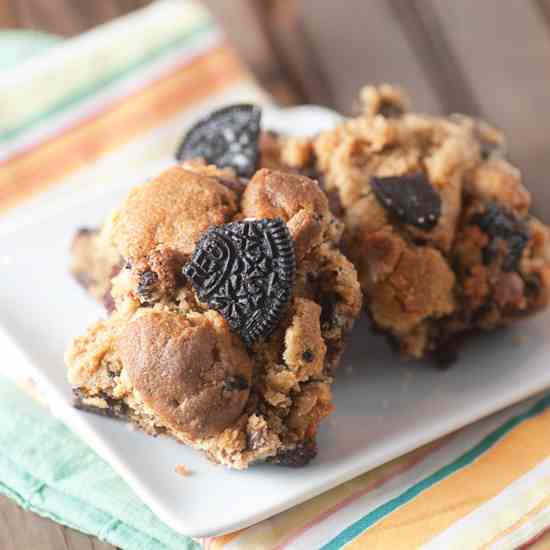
[[242, 168, 334, 260], [106, 166, 238, 260], [465, 158, 530, 214], [283, 298, 326, 382], [242, 168, 329, 223], [117, 310, 252, 439], [367, 233, 456, 336]]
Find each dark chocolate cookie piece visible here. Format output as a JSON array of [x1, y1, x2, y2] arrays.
[[183, 218, 295, 346], [136, 270, 158, 302], [371, 172, 442, 230], [471, 202, 531, 272], [268, 439, 318, 467], [73, 389, 129, 420], [175, 104, 262, 178], [223, 374, 249, 391]]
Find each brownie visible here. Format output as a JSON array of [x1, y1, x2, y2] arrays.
[[66, 163, 362, 469], [275, 84, 550, 360]]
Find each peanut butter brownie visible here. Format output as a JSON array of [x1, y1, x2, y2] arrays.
[[278, 85, 550, 360], [66, 162, 362, 469]]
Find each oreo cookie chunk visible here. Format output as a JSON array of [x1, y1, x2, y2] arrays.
[[176, 104, 262, 178], [370, 172, 442, 230], [73, 389, 129, 421], [471, 201, 530, 272], [183, 218, 295, 345], [268, 439, 318, 467]]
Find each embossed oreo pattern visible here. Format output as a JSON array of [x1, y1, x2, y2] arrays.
[[183, 218, 295, 345], [175, 104, 262, 178]]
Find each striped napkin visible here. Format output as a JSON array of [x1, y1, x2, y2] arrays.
[[1, 1, 549, 548]]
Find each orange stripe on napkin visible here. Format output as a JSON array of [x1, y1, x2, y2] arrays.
[[0, 46, 242, 213], [480, 493, 550, 550], [345, 406, 550, 550]]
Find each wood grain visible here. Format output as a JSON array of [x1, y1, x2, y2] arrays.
[[423, 0, 550, 221], [249, 0, 331, 106], [0, 0, 16, 27], [538, 0, 550, 25], [0, 496, 115, 550], [387, 0, 482, 116], [201, 0, 301, 104], [297, 0, 445, 114], [201, 0, 276, 80], [1, 0, 150, 36]]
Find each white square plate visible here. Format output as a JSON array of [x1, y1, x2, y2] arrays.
[[1, 107, 550, 538]]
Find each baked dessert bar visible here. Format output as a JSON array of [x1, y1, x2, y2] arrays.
[[66, 157, 361, 469], [278, 85, 550, 361]]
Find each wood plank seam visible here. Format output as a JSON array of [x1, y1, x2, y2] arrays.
[[248, 0, 309, 103], [249, 0, 334, 105], [387, 0, 483, 116], [533, 0, 550, 33], [295, 13, 337, 107]]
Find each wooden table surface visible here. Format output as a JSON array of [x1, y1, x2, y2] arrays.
[[2, 1, 550, 548]]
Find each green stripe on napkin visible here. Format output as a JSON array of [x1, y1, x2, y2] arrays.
[[0, 378, 199, 550], [0, 30, 61, 70]]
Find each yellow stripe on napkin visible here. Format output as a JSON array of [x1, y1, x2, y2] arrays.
[[345, 406, 550, 549]]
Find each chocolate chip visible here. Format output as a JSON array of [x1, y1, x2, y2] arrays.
[[504, 234, 529, 272], [214, 176, 249, 195], [525, 275, 542, 298], [183, 218, 295, 346], [224, 375, 249, 391], [471, 202, 530, 272], [175, 104, 262, 178], [137, 270, 158, 300], [319, 291, 339, 329], [138, 270, 158, 288], [434, 338, 460, 368], [268, 439, 318, 467], [302, 349, 314, 363], [370, 172, 442, 230], [326, 189, 343, 218]]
